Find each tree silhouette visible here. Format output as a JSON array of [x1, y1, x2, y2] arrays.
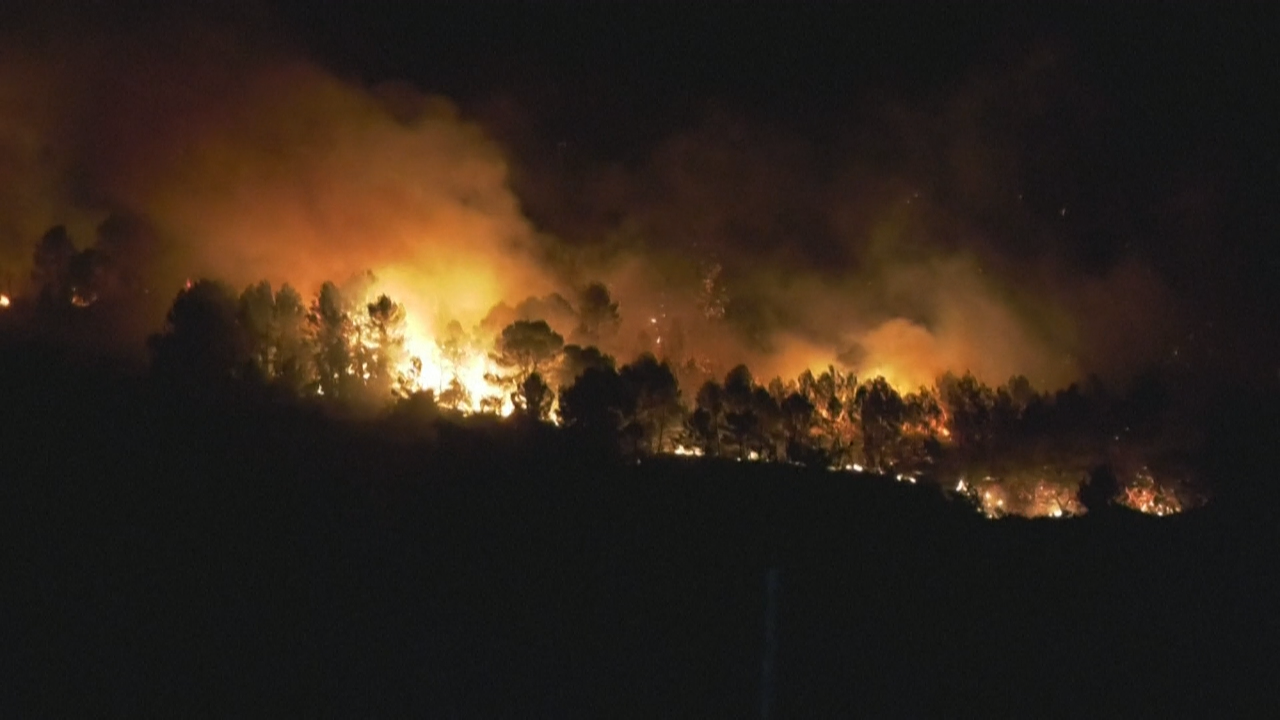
[[781, 391, 818, 463], [560, 364, 628, 438], [364, 294, 407, 400], [490, 320, 564, 411], [388, 387, 440, 426], [272, 284, 312, 393], [620, 353, 683, 454], [689, 380, 725, 456], [901, 386, 945, 473], [723, 364, 758, 459], [31, 226, 77, 305], [939, 372, 996, 464], [149, 280, 249, 383], [494, 320, 564, 379], [514, 371, 554, 422], [436, 319, 471, 399], [855, 377, 907, 471], [396, 357, 424, 400], [439, 376, 472, 411], [1079, 465, 1120, 515], [238, 281, 277, 378], [309, 282, 355, 399], [92, 212, 165, 299], [560, 344, 616, 389], [751, 386, 782, 461], [574, 282, 620, 343], [514, 293, 577, 330], [799, 367, 858, 463], [66, 247, 102, 307]]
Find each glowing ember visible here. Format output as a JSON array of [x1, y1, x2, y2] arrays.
[[953, 473, 1083, 519], [1116, 467, 1183, 516], [673, 444, 704, 457]]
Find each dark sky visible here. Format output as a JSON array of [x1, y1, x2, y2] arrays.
[[4, 1, 1277, 384], [278, 3, 1271, 144], [13, 1, 1275, 208], [269, 1, 1279, 377], [272, 2, 1276, 241]]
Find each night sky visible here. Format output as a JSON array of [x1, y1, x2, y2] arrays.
[[263, 2, 1280, 384], [3, 1, 1278, 386]]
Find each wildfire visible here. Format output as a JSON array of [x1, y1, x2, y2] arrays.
[[953, 474, 1084, 519], [1115, 466, 1183, 516], [0, 294, 10, 308], [130, 274, 1199, 523], [398, 330, 513, 416]]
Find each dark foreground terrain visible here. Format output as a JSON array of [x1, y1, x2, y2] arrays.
[[3, 348, 1278, 717]]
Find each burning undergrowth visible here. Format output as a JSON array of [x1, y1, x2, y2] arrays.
[[3, 252, 1204, 519], [0, 8, 1217, 519]]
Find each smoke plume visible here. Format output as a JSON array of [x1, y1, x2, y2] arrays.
[[1, 8, 1182, 389], [1, 8, 555, 344]]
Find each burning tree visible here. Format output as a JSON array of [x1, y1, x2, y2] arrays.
[[25, 239, 1206, 521], [490, 319, 565, 417], [796, 367, 860, 465], [230, 281, 313, 392], [435, 320, 473, 407], [854, 377, 906, 472], [362, 294, 408, 400], [309, 282, 356, 400]]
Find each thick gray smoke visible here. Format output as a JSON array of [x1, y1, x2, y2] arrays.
[[1, 9, 1180, 390], [489, 55, 1180, 390]]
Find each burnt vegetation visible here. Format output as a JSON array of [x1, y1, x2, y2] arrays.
[[3, 231, 1278, 716]]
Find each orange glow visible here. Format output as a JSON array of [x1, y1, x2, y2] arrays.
[[0, 294, 10, 308], [954, 474, 1084, 519], [1116, 467, 1183, 516], [399, 330, 513, 416], [860, 364, 922, 395], [348, 281, 514, 415]]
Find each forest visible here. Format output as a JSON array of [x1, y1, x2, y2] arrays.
[[3, 218, 1278, 716], [6, 220, 1205, 520], [6, 2, 1280, 713]]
